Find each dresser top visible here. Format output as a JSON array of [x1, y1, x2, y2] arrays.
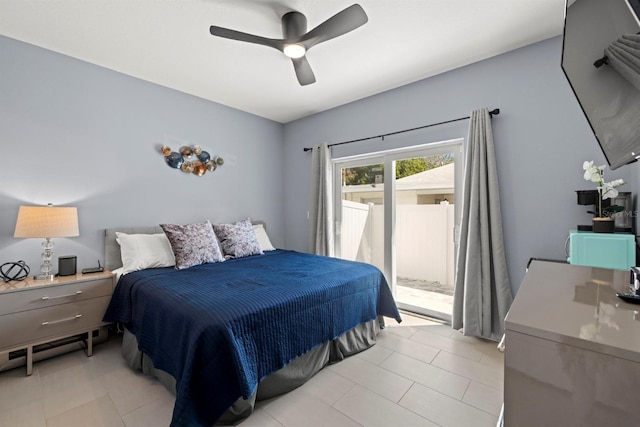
[[0, 271, 113, 293], [506, 261, 640, 363]]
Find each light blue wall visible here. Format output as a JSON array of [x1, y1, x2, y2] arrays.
[[0, 36, 285, 272], [2, 35, 636, 293], [282, 37, 638, 294]]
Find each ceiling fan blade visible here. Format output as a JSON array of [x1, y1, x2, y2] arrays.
[[209, 26, 284, 51], [292, 57, 316, 86], [299, 4, 368, 49]]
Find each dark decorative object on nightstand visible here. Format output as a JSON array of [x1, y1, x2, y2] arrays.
[[58, 255, 77, 276], [0, 260, 30, 282]]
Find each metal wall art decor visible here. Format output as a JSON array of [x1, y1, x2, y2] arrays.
[[161, 145, 224, 177]]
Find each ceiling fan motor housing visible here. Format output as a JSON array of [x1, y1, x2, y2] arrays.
[[283, 12, 307, 40]]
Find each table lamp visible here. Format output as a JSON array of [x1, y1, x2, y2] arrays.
[[14, 204, 79, 280]]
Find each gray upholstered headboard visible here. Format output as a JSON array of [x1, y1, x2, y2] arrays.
[[104, 226, 163, 271], [104, 220, 266, 272]]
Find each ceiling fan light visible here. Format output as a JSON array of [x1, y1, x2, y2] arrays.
[[283, 43, 306, 59]]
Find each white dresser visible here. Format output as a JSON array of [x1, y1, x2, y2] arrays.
[[0, 271, 114, 375], [504, 261, 640, 426]]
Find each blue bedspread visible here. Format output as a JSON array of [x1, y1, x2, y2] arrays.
[[103, 249, 400, 426]]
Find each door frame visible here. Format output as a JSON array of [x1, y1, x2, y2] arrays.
[[333, 138, 464, 320]]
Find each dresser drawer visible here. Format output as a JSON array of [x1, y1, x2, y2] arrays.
[[0, 295, 112, 351], [0, 278, 113, 316]]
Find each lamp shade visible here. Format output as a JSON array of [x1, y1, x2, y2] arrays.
[[14, 205, 79, 238]]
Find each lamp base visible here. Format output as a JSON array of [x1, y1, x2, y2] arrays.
[[33, 274, 55, 281]]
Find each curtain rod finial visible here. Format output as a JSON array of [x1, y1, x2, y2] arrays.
[[489, 108, 500, 116], [303, 147, 313, 152]]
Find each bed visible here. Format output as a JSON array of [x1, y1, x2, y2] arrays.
[[102, 222, 401, 426]]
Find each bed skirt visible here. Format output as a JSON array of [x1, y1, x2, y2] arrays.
[[121, 317, 382, 425]]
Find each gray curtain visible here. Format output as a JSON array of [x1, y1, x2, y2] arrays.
[[452, 108, 512, 341], [605, 34, 640, 91], [308, 143, 334, 256]]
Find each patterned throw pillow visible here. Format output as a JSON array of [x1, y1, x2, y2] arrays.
[[213, 218, 263, 259], [160, 221, 225, 269]]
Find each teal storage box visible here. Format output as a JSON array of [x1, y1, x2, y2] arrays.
[[567, 231, 635, 270]]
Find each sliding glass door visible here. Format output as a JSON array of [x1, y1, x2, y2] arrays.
[[337, 160, 385, 269], [334, 140, 462, 322]]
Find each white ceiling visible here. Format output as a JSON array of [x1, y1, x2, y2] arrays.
[[0, 1, 566, 123]]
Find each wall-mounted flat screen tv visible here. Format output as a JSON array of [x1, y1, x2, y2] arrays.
[[562, 0, 640, 169]]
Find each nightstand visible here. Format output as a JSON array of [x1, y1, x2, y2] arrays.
[[0, 270, 114, 375]]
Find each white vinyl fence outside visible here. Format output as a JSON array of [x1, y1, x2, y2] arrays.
[[341, 200, 455, 287]]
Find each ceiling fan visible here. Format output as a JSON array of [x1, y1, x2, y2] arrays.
[[209, 4, 368, 86]]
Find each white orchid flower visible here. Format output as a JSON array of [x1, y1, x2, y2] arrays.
[[600, 183, 619, 200], [583, 161, 594, 180], [609, 179, 625, 187], [583, 160, 625, 217], [601, 179, 625, 200], [583, 161, 604, 182]]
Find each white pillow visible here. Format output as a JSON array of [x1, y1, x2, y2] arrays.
[[115, 232, 175, 274], [252, 223, 276, 251]]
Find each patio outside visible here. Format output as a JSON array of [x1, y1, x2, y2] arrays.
[[396, 277, 453, 319], [340, 161, 455, 320]]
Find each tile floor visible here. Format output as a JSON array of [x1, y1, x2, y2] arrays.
[[0, 313, 503, 427]]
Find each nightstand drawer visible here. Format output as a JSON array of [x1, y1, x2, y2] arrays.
[[0, 295, 111, 351], [0, 278, 113, 316]]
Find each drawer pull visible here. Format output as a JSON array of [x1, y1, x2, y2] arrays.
[[41, 290, 83, 300], [41, 314, 82, 326]]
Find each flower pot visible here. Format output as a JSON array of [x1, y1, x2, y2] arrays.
[[592, 217, 615, 233]]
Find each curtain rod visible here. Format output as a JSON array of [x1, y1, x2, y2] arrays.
[[303, 108, 500, 152]]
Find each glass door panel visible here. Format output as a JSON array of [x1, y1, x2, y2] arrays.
[[337, 162, 385, 276], [393, 153, 455, 321]]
